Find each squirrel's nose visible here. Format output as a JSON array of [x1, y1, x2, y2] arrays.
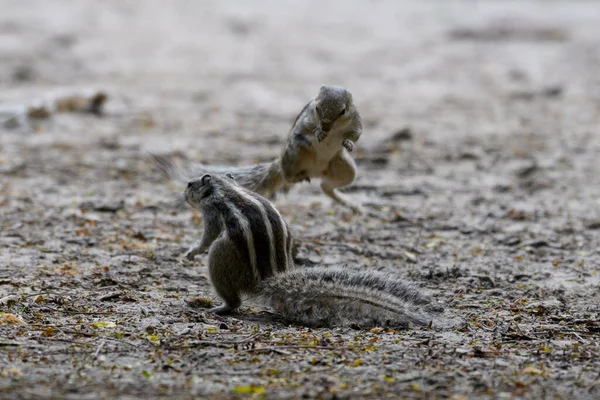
[[187, 180, 194, 189]]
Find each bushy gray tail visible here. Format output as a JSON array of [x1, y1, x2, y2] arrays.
[[150, 153, 187, 184], [257, 267, 444, 329], [149, 153, 289, 199]]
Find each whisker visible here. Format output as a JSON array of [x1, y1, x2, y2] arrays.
[[158, 194, 188, 210]]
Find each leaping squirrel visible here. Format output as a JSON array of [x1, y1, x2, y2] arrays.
[[153, 85, 364, 213]]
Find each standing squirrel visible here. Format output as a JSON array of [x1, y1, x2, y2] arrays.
[[183, 173, 443, 328], [154, 85, 363, 213]]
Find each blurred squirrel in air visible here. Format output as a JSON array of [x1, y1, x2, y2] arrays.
[[153, 85, 364, 213]]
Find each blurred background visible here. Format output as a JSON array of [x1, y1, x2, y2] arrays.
[[2, 0, 599, 150]]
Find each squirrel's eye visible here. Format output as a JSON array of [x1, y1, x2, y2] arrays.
[[339, 109, 346, 117]]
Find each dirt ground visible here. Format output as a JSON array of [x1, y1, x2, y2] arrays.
[[1, 1, 600, 399]]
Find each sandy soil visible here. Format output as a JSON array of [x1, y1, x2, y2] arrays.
[[1, 1, 599, 399]]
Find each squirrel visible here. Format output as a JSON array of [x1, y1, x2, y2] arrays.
[[183, 173, 444, 328], [153, 85, 364, 213]]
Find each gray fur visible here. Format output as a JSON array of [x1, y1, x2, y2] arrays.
[[257, 267, 444, 329], [314, 85, 352, 130], [280, 85, 363, 212], [183, 174, 445, 329], [151, 153, 291, 200], [184, 174, 293, 314]]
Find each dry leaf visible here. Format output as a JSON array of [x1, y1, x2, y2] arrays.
[[0, 313, 23, 325], [55, 263, 78, 275]]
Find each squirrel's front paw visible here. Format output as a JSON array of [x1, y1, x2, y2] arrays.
[[184, 247, 200, 261], [350, 204, 365, 215], [316, 129, 329, 142], [297, 172, 311, 183], [209, 305, 235, 315], [287, 171, 310, 184], [342, 139, 355, 152]]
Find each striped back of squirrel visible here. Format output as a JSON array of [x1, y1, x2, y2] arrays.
[[185, 174, 294, 280]]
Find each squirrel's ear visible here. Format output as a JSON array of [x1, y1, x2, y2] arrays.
[[225, 172, 235, 181], [201, 174, 212, 185]]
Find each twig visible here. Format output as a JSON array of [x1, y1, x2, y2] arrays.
[[111, 252, 156, 260], [571, 331, 585, 342], [529, 329, 598, 337], [240, 345, 334, 353], [166, 340, 234, 350], [37, 337, 91, 345], [42, 349, 134, 356], [194, 364, 345, 377], [318, 242, 414, 261], [391, 372, 424, 384], [104, 337, 140, 348], [194, 369, 271, 377], [0, 341, 45, 348], [412, 224, 424, 249], [94, 340, 106, 358], [57, 311, 128, 315], [98, 292, 123, 302], [244, 347, 291, 355], [167, 333, 262, 349], [28, 323, 88, 327], [56, 329, 99, 337]]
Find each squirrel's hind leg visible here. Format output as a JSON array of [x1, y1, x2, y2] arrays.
[[281, 139, 314, 184], [320, 150, 363, 214], [206, 237, 252, 314]]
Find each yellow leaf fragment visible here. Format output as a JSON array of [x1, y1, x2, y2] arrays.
[[146, 334, 160, 345], [521, 366, 544, 376], [233, 385, 266, 394], [425, 240, 440, 249], [91, 321, 116, 330]]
